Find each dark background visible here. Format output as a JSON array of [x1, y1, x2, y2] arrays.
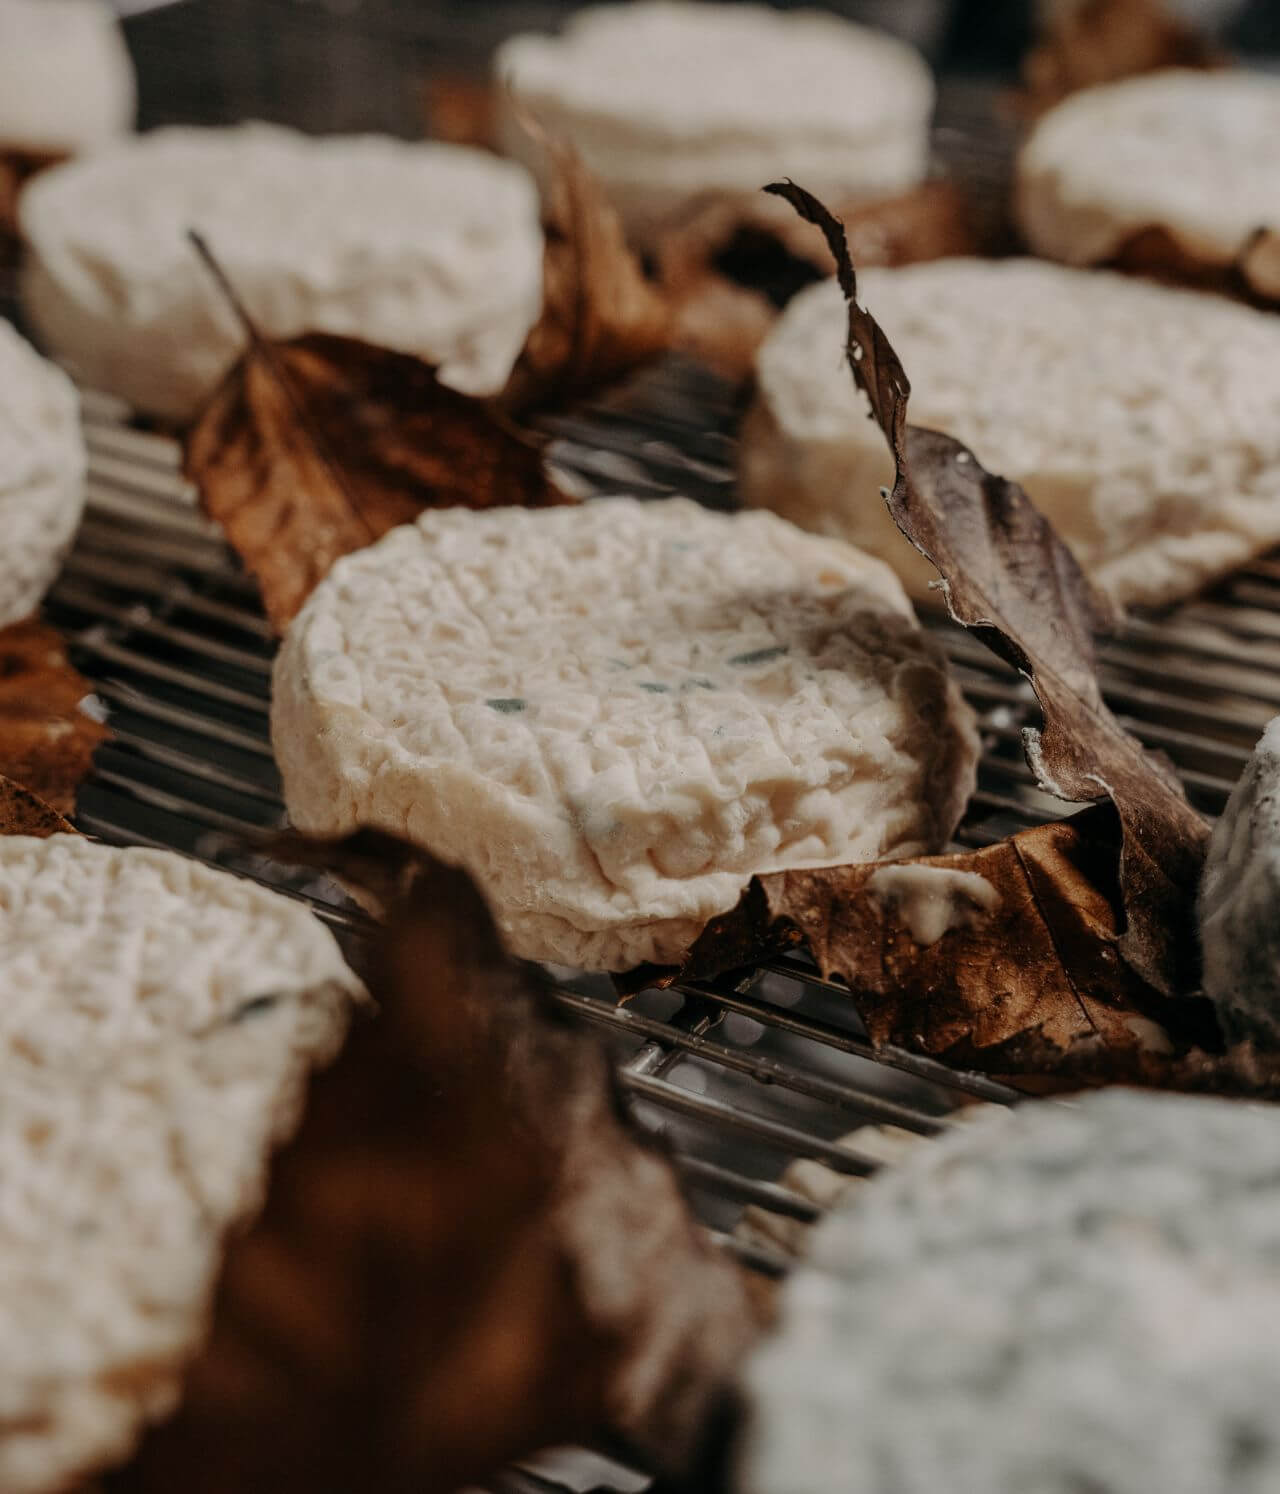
[[121, 0, 1280, 140]]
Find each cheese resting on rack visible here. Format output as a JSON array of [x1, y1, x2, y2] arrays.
[[743, 1088, 1280, 1494], [0, 320, 86, 629], [742, 259, 1280, 607], [271, 496, 978, 972], [19, 124, 544, 421], [495, 1, 934, 245], [0, 835, 363, 1493]]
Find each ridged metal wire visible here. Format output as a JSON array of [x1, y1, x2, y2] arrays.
[[39, 351, 1280, 1286]]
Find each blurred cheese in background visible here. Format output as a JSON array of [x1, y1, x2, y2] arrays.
[[495, 2, 936, 246], [0, 0, 136, 151]]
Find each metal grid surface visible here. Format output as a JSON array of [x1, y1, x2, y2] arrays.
[[39, 356, 1280, 1285]]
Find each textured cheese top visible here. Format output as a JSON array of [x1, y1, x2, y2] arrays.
[[1018, 70, 1280, 285], [1200, 715, 1280, 1047], [495, 2, 934, 242], [744, 260, 1280, 607], [272, 497, 978, 971], [0, 0, 135, 151], [743, 1089, 1280, 1494], [0, 319, 86, 629], [0, 836, 363, 1492], [19, 124, 544, 421]]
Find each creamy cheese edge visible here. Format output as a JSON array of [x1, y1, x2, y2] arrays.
[[866, 864, 1000, 946]]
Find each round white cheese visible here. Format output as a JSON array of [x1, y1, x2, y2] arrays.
[[742, 259, 1280, 608], [1018, 69, 1280, 298], [271, 497, 978, 972], [0, 319, 86, 629], [0, 835, 363, 1492], [495, 1, 934, 245], [0, 0, 134, 152], [742, 1088, 1280, 1494], [19, 123, 545, 422]]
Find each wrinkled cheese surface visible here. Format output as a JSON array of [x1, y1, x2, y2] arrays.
[[744, 1088, 1280, 1494], [743, 260, 1280, 607], [272, 497, 978, 971], [0, 836, 362, 1493]]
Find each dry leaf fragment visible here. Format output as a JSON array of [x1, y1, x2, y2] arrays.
[[107, 847, 759, 1494], [185, 237, 573, 630], [767, 180, 1209, 998], [1017, 0, 1224, 118], [1106, 222, 1280, 308], [500, 109, 673, 413], [658, 181, 980, 381], [673, 810, 1216, 1074], [422, 73, 498, 150], [0, 617, 108, 814], [0, 774, 74, 837]]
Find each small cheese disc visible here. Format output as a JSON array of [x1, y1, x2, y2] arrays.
[[19, 124, 544, 421], [272, 497, 978, 972], [495, 1, 934, 244], [1018, 69, 1280, 299], [0, 835, 363, 1492], [743, 1088, 1280, 1494], [0, 0, 135, 152], [742, 259, 1280, 607], [0, 319, 86, 629]]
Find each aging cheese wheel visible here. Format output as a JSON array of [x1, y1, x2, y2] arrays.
[[742, 259, 1280, 607], [19, 124, 544, 421], [0, 836, 363, 1492], [272, 497, 978, 971]]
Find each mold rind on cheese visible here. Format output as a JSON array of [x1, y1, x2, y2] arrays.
[[272, 496, 978, 972]]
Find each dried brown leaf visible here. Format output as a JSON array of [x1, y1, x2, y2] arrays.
[[501, 108, 673, 412], [0, 774, 74, 837], [1017, 0, 1225, 118], [672, 809, 1217, 1074], [185, 241, 573, 630], [107, 848, 759, 1494], [421, 73, 498, 150], [0, 618, 108, 813], [1106, 222, 1280, 308], [768, 180, 1209, 998], [658, 181, 980, 381]]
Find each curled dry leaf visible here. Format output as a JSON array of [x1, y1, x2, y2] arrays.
[[0, 617, 108, 814], [500, 107, 673, 413], [184, 237, 573, 631], [107, 847, 760, 1494], [0, 773, 74, 837], [1105, 222, 1280, 309], [1017, 0, 1224, 119], [421, 73, 498, 150], [767, 180, 1209, 998], [674, 809, 1217, 1076], [657, 181, 980, 382]]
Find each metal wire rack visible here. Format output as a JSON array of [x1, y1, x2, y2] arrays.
[[36, 350, 1280, 1297]]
